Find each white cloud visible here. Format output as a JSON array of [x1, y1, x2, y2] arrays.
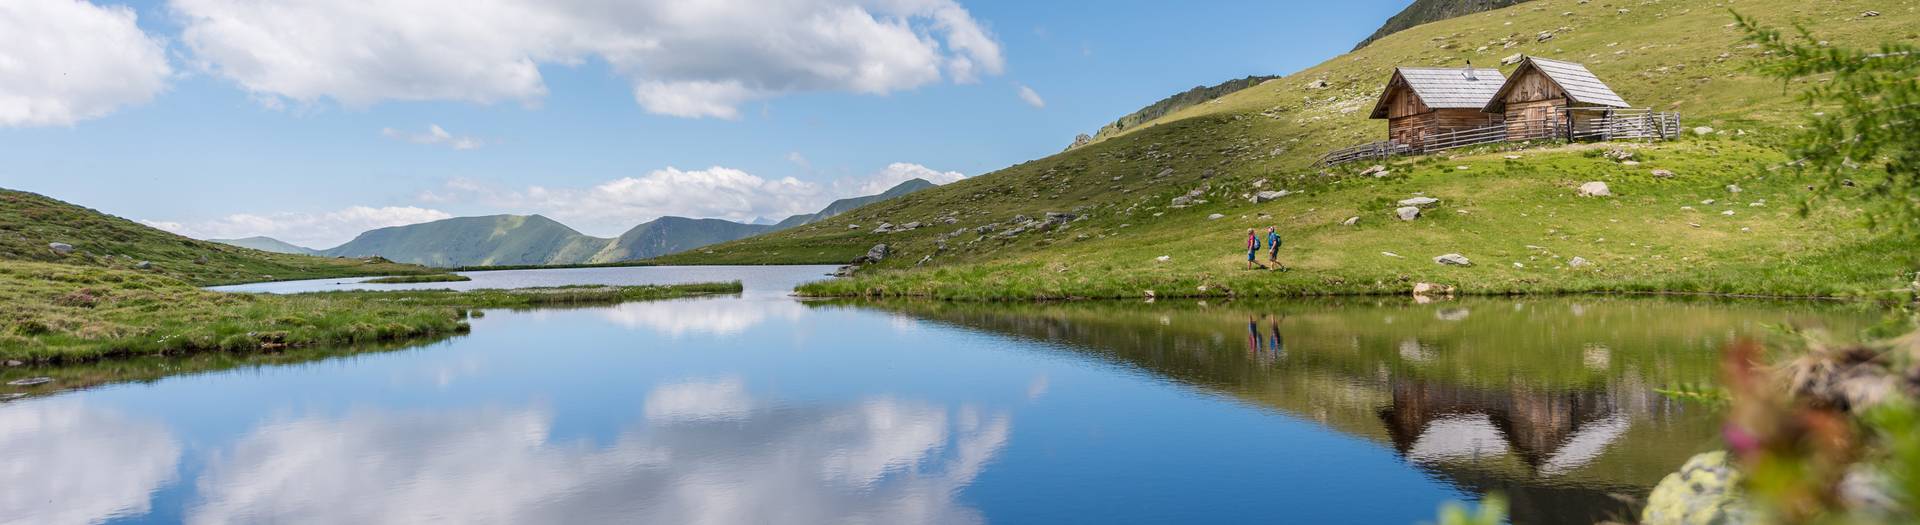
[[0, 0, 172, 126], [171, 0, 1005, 118], [381, 124, 484, 150], [1016, 84, 1045, 109], [643, 377, 756, 422], [144, 205, 452, 249], [848, 162, 966, 195]]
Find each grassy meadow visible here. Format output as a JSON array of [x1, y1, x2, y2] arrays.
[[656, 0, 1918, 300]]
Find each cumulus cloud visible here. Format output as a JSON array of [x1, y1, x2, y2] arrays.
[[143, 206, 452, 249], [1016, 84, 1045, 109], [382, 124, 484, 150], [171, 0, 1005, 118], [0, 0, 172, 126], [848, 162, 967, 195]]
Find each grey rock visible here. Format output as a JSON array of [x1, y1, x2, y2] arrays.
[[1396, 206, 1422, 221], [1207, 213, 1225, 220], [1305, 79, 1329, 89], [1861, 10, 1880, 17], [916, 254, 934, 266], [1434, 253, 1472, 266], [1642, 451, 1750, 525], [872, 222, 894, 233], [1651, 169, 1675, 178], [134, 260, 152, 270], [1726, 184, 1742, 193], [1397, 196, 1440, 207], [1359, 164, 1387, 177], [899, 222, 923, 231], [1501, 53, 1525, 66], [48, 242, 73, 255], [6, 377, 53, 387], [1578, 181, 1611, 197], [1569, 256, 1590, 268], [1251, 190, 1289, 203], [1341, 216, 1360, 226], [1693, 126, 1716, 136], [4, 360, 22, 367], [1155, 168, 1174, 178]]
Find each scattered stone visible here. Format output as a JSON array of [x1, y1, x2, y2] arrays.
[[848, 224, 861, 229], [1577, 181, 1612, 197], [1305, 79, 1329, 89], [1722, 210, 1737, 216], [1396, 206, 1422, 221], [1512, 262, 1526, 268], [872, 222, 895, 233], [1434, 253, 1472, 266], [6, 377, 52, 387], [916, 254, 933, 266], [1251, 190, 1289, 203], [1702, 199, 1716, 205], [1860, 10, 1880, 17], [1155, 168, 1175, 178], [1382, 252, 1403, 258], [1651, 169, 1675, 178], [134, 261, 152, 270], [1412, 282, 1456, 297], [1642, 451, 1750, 525], [1359, 164, 1387, 177], [1501, 53, 1524, 66], [1397, 196, 1440, 207], [1693, 126, 1716, 136], [862, 244, 890, 263], [1341, 216, 1360, 226], [900, 221, 924, 231], [1726, 184, 1742, 193], [1207, 213, 1225, 220], [1536, 31, 1555, 43], [1603, 148, 1634, 162], [1621, 160, 1641, 166], [1154, 255, 1170, 263], [1143, 290, 1156, 299], [48, 242, 73, 255], [1251, 179, 1268, 188], [1569, 256, 1590, 268], [194, 255, 209, 264], [1201, 169, 1216, 179], [4, 360, 21, 367]]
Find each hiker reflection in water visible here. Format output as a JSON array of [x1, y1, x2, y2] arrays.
[[1268, 315, 1285, 359], [1248, 316, 1263, 356]]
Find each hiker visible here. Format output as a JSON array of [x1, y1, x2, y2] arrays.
[[1266, 226, 1284, 271], [1245, 229, 1260, 269]]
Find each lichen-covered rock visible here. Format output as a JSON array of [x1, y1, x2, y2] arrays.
[[1643, 451, 1751, 525]]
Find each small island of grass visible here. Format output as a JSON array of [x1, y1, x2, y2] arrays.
[[362, 273, 474, 284]]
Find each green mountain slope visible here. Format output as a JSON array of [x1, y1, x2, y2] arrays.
[[601, 217, 776, 261], [210, 236, 316, 255], [322, 214, 615, 267], [657, 0, 1917, 299], [775, 179, 937, 228], [1353, 0, 1536, 51], [1086, 75, 1279, 144], [0, 189, 431, 286]]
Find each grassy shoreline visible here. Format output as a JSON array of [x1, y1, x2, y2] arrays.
[[0, 261, 741, 365], [361, 273, 474, 284]]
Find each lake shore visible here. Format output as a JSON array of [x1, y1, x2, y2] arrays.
[[0, 261, 742, 365]]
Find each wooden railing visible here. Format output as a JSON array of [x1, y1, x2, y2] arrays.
[[1319, 108, 1681, 167]]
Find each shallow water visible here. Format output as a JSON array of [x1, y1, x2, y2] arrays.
[[2, 266, 1882, 524]]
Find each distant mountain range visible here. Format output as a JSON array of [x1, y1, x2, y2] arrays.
[[211, 178, 938, 267], [208, 236, 318, 255], [1351, 0, 1535, 51]]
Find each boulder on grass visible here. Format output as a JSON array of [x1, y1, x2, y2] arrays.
[[1395, 207, 1421, 221], [1434, 253, 1472, 266], [48, 242, 73, 255], [1578, 181, 1612, 197], [1398, 196, 1440, 207]]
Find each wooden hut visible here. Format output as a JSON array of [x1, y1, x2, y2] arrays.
[[1483, 56, 1631, 140], [1368, 65, 1507, 147]]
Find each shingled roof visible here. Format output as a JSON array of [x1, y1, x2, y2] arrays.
[[1484, 56, 1631, 112], [1369, 67, 1508, 119]]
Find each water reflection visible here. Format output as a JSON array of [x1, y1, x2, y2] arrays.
[[186, 385, 1009, 524], [0, 400, 180, 525], [833, 297, 1872, 524], [599, 297, 808, 336]]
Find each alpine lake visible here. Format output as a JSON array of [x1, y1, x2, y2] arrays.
[[0, 265, 1884, 524]]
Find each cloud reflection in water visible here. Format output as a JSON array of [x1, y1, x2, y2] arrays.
[[186, 385, 1009, 524]]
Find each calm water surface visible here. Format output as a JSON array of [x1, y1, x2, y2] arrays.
[[2, 266, 1882, 524]]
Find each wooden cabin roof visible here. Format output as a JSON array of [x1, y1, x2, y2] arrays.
[[1368, 67, 1507, 119], [1484, 56, 1631, 112]]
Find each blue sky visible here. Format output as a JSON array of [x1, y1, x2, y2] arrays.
[[0, 0, 1407, 247]]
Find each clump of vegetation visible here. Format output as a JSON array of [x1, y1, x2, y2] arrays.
[[362, 274, 473, 284], [0, 261, 739, 364]]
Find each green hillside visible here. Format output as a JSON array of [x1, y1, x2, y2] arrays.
[[776, 178, 936, 228], [1084, 75, 1280, 143], [0, 189, 434, 286], [322, 214, 617, 267], [600, 217, 776, 261], [657, 0, 1919, 300], [210, 236, 317, 255]]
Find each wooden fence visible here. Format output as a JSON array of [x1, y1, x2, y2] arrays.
[[1318, 108, 1681, 167]]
